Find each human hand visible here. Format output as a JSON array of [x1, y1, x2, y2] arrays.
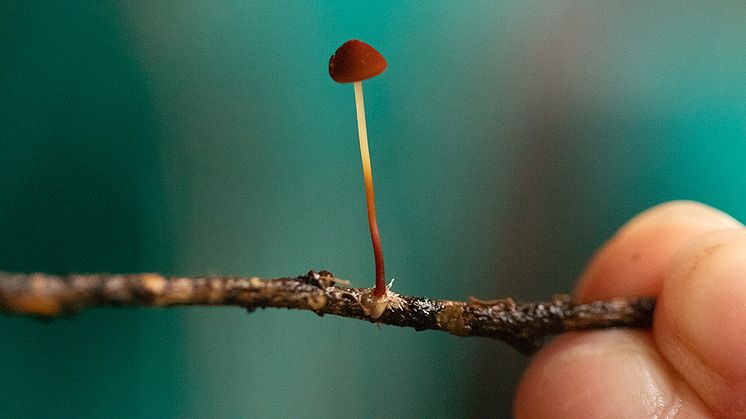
[[514, 201, 746, 418]]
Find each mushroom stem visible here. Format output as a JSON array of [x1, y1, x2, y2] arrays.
[[353, 81, 386, 297]]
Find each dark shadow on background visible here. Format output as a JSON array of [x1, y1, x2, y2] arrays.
[[467, 11, 609, 415]]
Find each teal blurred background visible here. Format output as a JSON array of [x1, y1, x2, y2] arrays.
[[2, 1, 746, 417]]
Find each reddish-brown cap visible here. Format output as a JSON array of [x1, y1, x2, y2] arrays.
[[329, 40, 387, 83]]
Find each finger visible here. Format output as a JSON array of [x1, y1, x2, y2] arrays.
[[575, 201, 742, 301], [516, 201, 742, 418], [655, 229, 746, 416], [514, 330, 711, 418]]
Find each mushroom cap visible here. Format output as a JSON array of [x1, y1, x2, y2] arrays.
[[329, 40, 387, 83]]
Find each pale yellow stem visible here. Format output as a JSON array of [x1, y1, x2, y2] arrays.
[[353, 81, 386, 296]]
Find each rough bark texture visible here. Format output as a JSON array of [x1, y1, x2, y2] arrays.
[[0, 270, 655, 353]]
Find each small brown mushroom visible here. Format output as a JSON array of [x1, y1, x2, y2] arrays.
[[329, 40, 389, 316], [329, 39, 387, 83]]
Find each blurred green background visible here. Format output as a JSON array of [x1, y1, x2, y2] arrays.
[[2, 1, 746, 417]]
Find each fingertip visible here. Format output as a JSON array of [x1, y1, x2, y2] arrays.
[[514, 330, 709, 418], [575, 201, 743, 301], [656, 228, 746, 415]]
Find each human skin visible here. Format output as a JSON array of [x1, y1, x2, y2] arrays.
[[514, 201, 746, 418]]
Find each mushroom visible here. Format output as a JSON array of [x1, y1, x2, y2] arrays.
[[329, 39, 390, 317]]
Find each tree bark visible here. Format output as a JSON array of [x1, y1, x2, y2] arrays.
[[0, 270, 654, 353]]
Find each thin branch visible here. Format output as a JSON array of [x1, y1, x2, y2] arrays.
[[0, 270, 654, 353]]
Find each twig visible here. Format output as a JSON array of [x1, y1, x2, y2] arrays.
[[0, 270, 654, 353]]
